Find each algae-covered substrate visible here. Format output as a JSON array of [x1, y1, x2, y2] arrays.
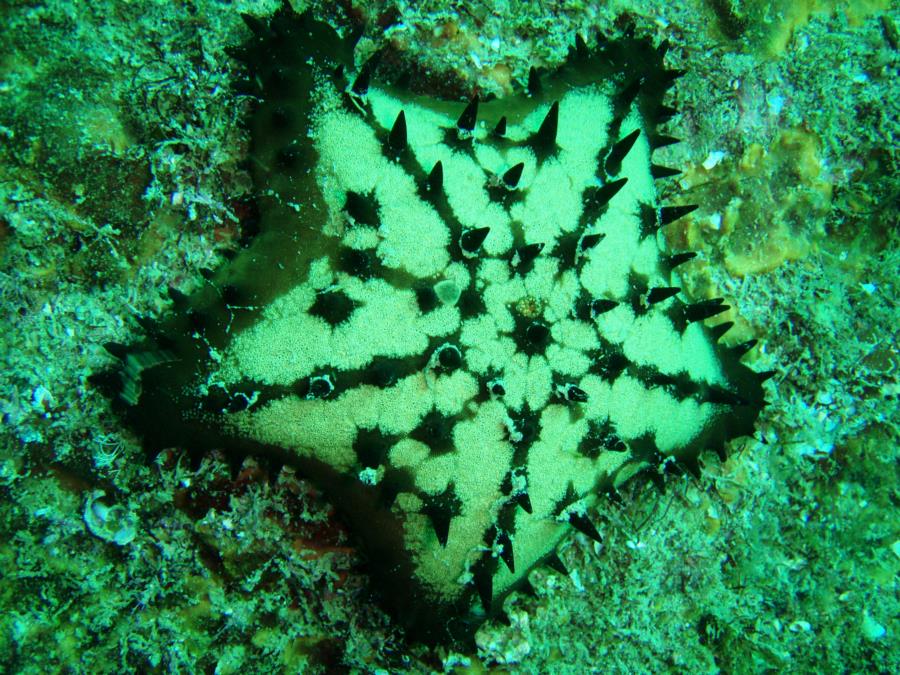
[[0, 1, 897, 672]]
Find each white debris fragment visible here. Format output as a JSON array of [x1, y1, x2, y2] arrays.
[[861, 611, 886, 641], [84, 490, 138, 546], [703, 150, 726, 170]]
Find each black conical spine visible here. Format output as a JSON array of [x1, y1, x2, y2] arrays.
[[605, 129, 640, 175], [527, 66, 541, 95], [583, 178, 627, 221], [664, 251, 697, 269], [457, 96, 478, 132], [532, 101, 559, 155], [460, 227, 490, 253], [503, 162, 524, 188], [733, 339, 758, 357], [498, 530, 515, 573], [387, 110, 407, 155], [660, 204, 698, 225], [647, 287, 680, 304], [546, 552, 568, 575], [651, 164, 681, 179], [515, 242, 544, 268], [427, 161, 443, 194], [580, 233, 604, 251], [709, 321, 734, 341], [684, 298, 728, 323], [592, 299, 618, 315], [569, 512, 602, 543], [651, 134, 680, 149]]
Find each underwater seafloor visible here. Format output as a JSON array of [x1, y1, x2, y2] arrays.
[[0, 0, 897, 672]]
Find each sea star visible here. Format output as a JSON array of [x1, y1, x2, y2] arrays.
[[108, 5, 767, 643]]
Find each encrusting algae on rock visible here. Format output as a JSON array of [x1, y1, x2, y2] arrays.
[[665, 126, 833, 279], [103, 3, 769, 643]]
